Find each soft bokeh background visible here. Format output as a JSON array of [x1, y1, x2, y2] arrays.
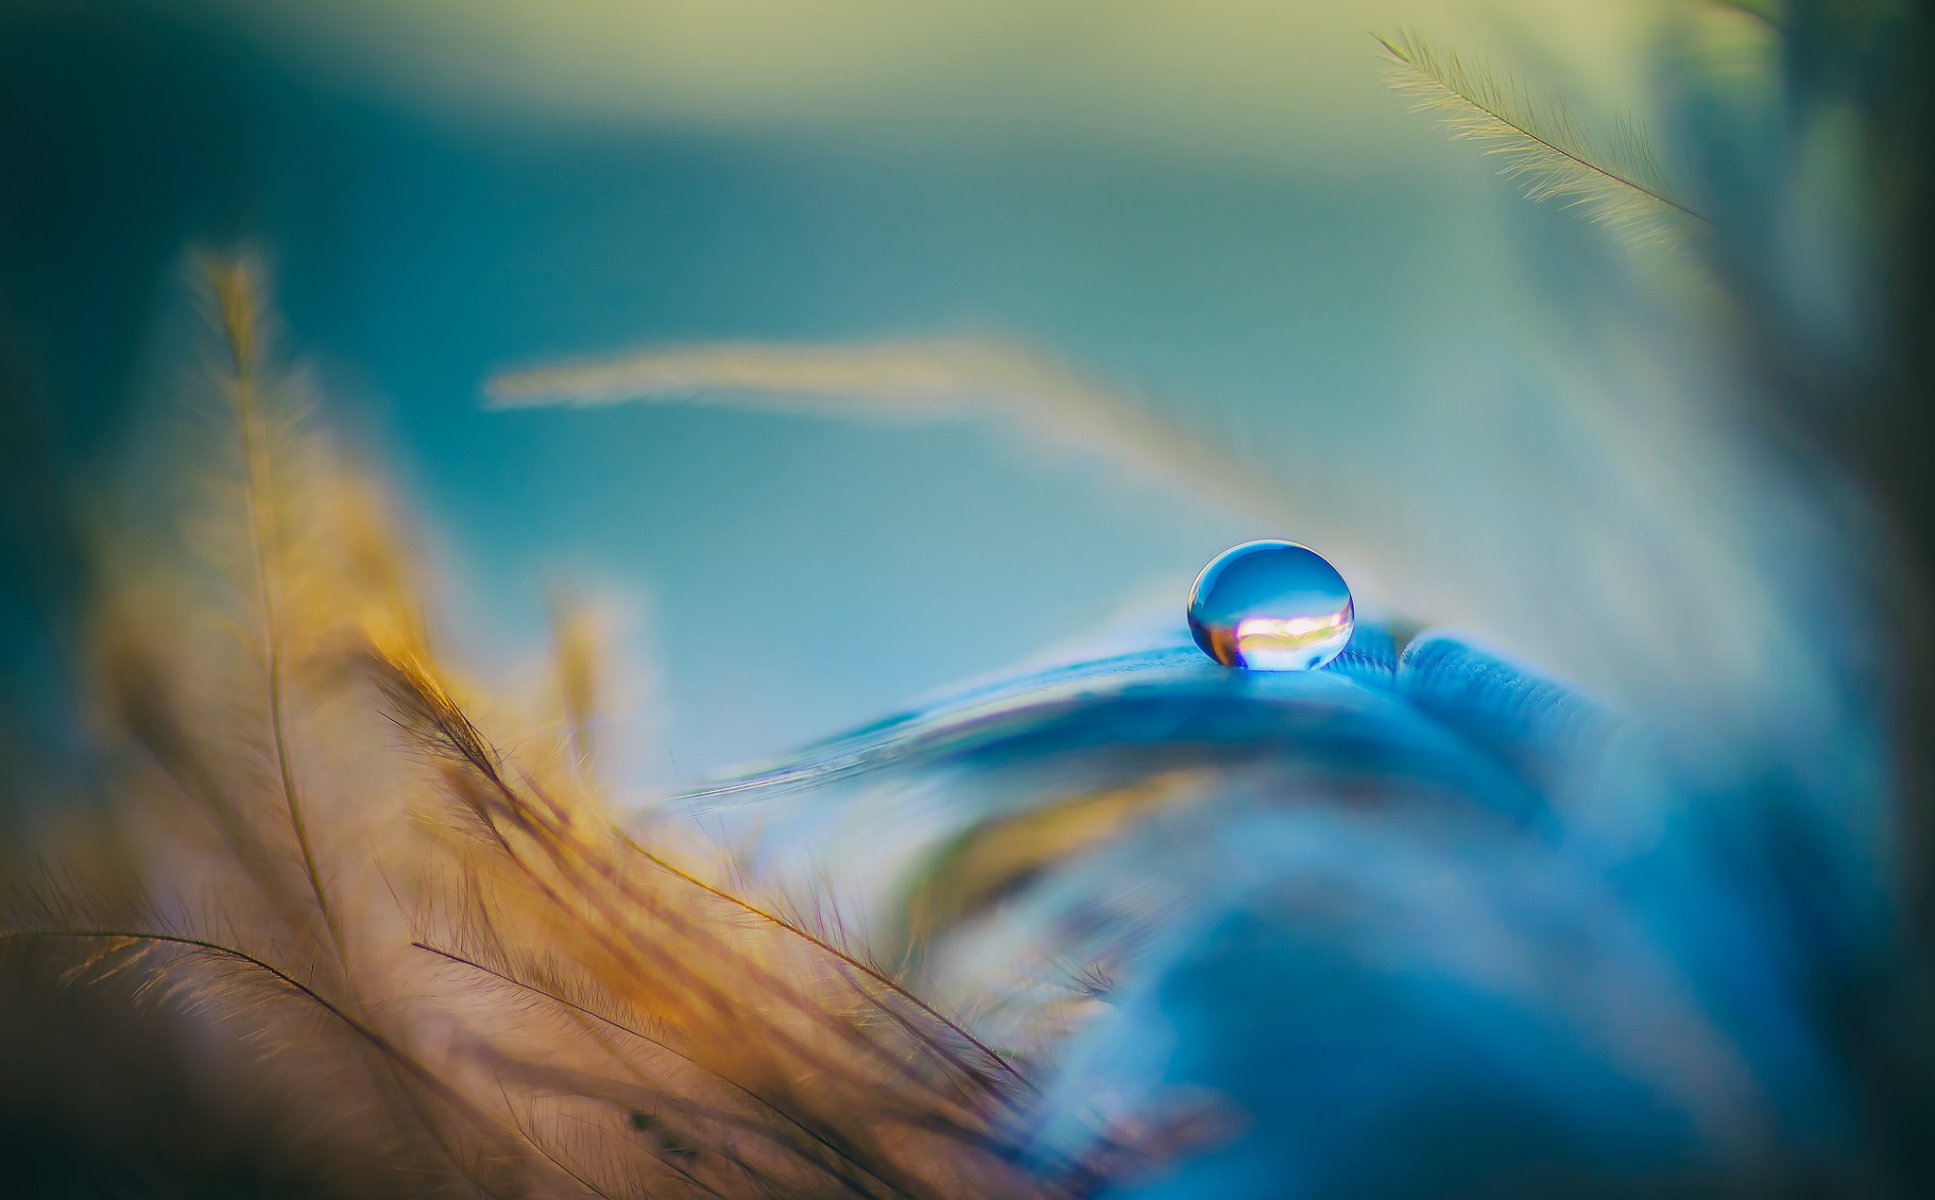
[[0, 0, 1750, 784]]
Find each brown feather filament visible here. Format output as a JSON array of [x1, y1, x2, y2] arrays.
[[2, 261, 1105, 1198]]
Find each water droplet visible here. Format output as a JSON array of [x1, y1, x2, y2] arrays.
[[1187, 540, 1354, 671]]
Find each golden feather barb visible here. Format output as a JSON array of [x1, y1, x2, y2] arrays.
[[1376, 32, 1707, 247], [4, 260, 1128, 1198]]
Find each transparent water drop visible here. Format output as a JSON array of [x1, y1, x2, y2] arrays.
[[1187, 540, 1354, 671]]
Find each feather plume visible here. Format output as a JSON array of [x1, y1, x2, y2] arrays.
[[1377, 32, 1707, 247], [0, 260, 1137, 1198]]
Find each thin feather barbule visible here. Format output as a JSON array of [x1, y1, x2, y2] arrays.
[[1377, 32, 1706, 247]]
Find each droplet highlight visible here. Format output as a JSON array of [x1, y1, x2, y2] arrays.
[[1187, 540, 1354, 671]]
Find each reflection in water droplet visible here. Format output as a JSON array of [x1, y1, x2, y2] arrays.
[[1187, 540, 1354, 671]]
